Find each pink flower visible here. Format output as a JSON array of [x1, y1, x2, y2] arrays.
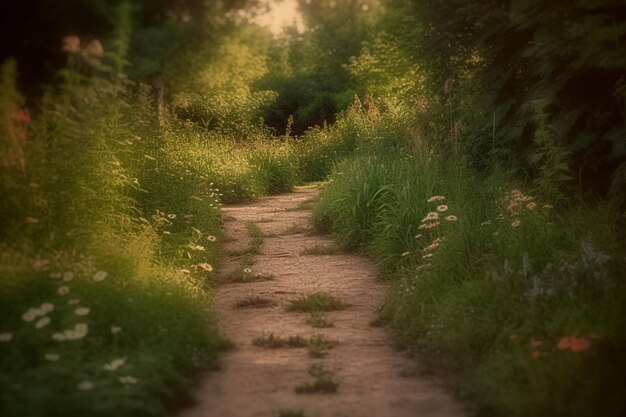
[[84, 39, 104, 57], [61, 35, 81, 53]]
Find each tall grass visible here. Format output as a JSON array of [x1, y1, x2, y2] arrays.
[[313, 96, 626, 417], [0, 18, 306, 416]]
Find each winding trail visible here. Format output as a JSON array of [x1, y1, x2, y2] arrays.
[[178, 187, 464, 417]]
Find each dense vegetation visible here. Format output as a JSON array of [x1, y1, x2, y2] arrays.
[[1, 0, 624, 416]]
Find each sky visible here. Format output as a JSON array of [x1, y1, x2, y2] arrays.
[[252, 0, 306, 35]]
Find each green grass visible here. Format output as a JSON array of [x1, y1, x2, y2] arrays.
[[233, 296, 277, 309], [280, 223, 313, 236], [287, 292, 345, 312], [228, 221, 264, 256], [307, 311, 334, 328], [221, 253, 275, 284], [306, 334, 335, 358], [315, 144, 626, 417], [300, 243, 342, 255], [275, 410, 307, 417], [252, 334, 308, 348], [295, 364, 339, 394], [252, 333, 335, 357]]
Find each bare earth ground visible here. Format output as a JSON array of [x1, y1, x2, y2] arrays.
[[178, 187, 465, 417]]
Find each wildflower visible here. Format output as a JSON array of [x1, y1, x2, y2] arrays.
[[427, 195, 446, 203], [57, 286, 70, 295], [422, 242, 440, 253], [65, 323, 88, 340], [445, 215, 458, 222], [421, 212, 439, 222], [103, 358, 125, 371], [111, 325, 122, 334], [418, 221, 440, 230], [511, 218, 521, 228], [436, 205, 448, 212], [22, 308, 39, 322], [119, 375, 138, 385], [77, 380, 94, 391], [84, 39, 104, 57], [52, 332, 66, 341], [12, 110, 32, 123], [45, 353, 60, 361], [531, 339, 543, 347], [243, 268, 252, 274], [207, 235, 217, 242], [61, 35, 81, 53], [75, 323, 88, 334], [557, 336, 591, 352], [74, 307, 90, 316], [0, 333, 13, 342], [531, 350, 542, 359], [526, 202, 537, 210], [68, 299, 80, 305], [63, 272, 74, 282], [570, 337, 591, 352], [167, 213, 176, 219], [92, 270, 107, 282], [401, 251, 411, 257], [198, 263, 213, 272], [40, 303, 54, 314], [35, 317, 51, 329]]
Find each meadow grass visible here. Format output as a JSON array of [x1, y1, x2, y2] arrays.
[[0, 46, 308, 416], [314, 143, 626, 416]]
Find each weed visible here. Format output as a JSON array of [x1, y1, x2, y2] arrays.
[[307, 311, 334, 328], [228, 222, 264, 256], [234, 296, 277, 308], [252, 333, 308, 348], [276, 410, 307, 417], [287, 292, 344, 312], [295, 364, 339, 394], [306, 334, 335, 358], [280, 223, 312, 235], [301, 243, 342, 255]]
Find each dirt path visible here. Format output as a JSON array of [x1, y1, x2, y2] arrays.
[[178, 188, 465, 417]]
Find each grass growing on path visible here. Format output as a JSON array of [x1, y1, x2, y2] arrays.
[[287, 292, 344, 312], [234, 296, 277, 309], [295, 364, 339, 394]]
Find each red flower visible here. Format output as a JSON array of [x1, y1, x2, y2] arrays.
[[557, 336, 591, 352], [570, 337, 591, 353], [12, 110, 31, 123], [557, 337, 573, 351], [532, 350, 542, 359], [531, 339, 543, 347]]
